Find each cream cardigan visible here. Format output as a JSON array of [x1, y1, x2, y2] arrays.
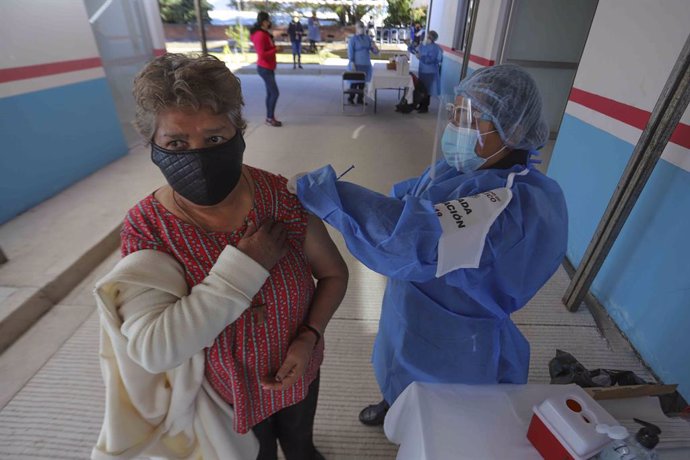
[[92, 245, 270, 459]]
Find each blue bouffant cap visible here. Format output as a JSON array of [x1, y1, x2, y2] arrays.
[[456, 64, 549, 150]]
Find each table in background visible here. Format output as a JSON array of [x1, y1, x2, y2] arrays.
[[367, 62, 414, 113]]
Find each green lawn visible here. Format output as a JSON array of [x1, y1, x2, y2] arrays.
[[208, 42, 404, 65], [211, 47, 341, 65], [326, 46, 403, 60]]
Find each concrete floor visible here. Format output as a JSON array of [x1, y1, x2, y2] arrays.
[[0, 74, 659, 459]]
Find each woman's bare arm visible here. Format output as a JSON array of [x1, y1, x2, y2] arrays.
[[261, 214, 348, 389], [302, 214, 349, 334]]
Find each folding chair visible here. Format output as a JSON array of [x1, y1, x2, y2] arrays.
[[342, 71, 367, 114]]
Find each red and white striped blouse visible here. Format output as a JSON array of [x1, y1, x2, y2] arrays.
[[121, 165, 324, 434]]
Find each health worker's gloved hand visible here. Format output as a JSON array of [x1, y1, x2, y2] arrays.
[[286, 172, 308, 194]]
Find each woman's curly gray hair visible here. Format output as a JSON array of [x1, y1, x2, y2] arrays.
[[133, 53, 246, 140]]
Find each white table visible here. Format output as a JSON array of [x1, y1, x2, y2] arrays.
[[384, 382, 690, 460], [384, 383, 546, 460], [367, 62, 414, 113]]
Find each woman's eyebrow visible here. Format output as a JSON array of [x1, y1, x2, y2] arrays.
[[161, 132, 188, 139], [203, 126, 230, 134]]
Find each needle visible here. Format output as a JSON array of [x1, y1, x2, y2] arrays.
[[336, 164, 355, 180]]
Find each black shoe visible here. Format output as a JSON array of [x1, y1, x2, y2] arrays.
[[417, 107, 429, 113], [298, 64, 303, 69], [358, 400, 389, 426], [347, 98, 355, 105]]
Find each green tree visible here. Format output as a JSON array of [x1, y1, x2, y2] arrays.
[[352, 5, 375, 24], [234, 0, 283, 14], [322, 5, 348, 25], [412, 6, 427, 26], [322, 4, 373, 25], [384, 0, 412, 27], [159, 0, 213, 24], [227, 0, 247, 9], [225, 24, 249, 59], [239, 2, 326, 18]]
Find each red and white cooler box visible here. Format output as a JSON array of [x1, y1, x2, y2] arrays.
[[527, 385, 623, 459]]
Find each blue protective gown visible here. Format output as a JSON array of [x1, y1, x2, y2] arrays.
[[348, 34, 377, 81], [296, 159, 568, 404], [417, 42, 443, 96], [307, 17, 321, 42]]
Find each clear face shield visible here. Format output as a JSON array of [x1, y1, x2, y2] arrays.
[[429, 94, 498, 178]]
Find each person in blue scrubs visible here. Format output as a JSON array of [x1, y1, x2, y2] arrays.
[[413, 30, 443, 113], [347, 21, 379, 105], [307, 11, 320, 53], [291, 64, 568, 426], [410, 21, 425, 46]]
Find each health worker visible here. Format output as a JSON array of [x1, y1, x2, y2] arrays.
[[289, 64, 569, 426]]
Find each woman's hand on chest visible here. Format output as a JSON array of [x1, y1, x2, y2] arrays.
[[236, 218, 289, 270]]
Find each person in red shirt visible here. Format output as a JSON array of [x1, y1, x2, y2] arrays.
[[108, 53, 347, 460], [250, 12, 282, 127]]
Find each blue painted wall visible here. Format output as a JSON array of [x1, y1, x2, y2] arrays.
[[440, 55, 478, 96], [440, 56, 462, 95], [549, 114, 690, 399], [0, 78, 127, 223]]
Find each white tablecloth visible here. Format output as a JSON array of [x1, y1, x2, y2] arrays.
[[384, 382, 547, 460], [383, 382, 690, 460], [366, 62, 414, 100], [409, 53, 420, 73]]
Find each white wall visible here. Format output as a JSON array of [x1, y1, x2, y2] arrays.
[[429, 0, 507, 65], [428, 0, 508, 96], [567, 0, 690, 172], [574, 0, 690, 126], [1, 0, 100, 69], [472, 0, 507, 63], [0, 0, 105, 99], [142, 0, 167, 53], [429, 0, 460, 48]]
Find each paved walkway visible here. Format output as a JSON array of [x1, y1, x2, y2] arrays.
[[0, 74, 659, 459]]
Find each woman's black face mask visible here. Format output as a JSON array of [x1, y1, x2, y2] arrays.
[[151, 132, 246, 206]]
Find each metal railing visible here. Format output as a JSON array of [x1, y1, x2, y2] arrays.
[[376, 28, 410, 45]]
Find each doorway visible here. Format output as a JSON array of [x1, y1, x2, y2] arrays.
[[83, 0, 156, 147], [498, 0, 599, 171]]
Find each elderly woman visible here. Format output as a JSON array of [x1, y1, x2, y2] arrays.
[[291, 64, 568, 426], [93, 54, 347, 460]]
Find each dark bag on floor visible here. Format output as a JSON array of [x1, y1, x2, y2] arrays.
[[395, 73, 428, 114], [411, 73, 429, 107], [395, 98, 415, 113], [549, 349, 648, 387]]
